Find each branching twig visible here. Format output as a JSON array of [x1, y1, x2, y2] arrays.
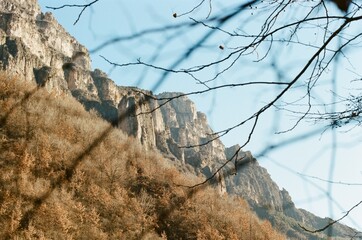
[[299, 200, 362, 233], [46, 0, 101, 25], [297, 172, 362, 186]]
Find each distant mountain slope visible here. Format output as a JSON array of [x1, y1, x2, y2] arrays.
[[0, 0, 359, 238], [0, 73, 285, 239]]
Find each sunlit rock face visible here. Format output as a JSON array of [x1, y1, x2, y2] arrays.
[[0, 0, 93, 95], [116, 91, 227, 194], [156, 92, 228, 193], [225, 145, 287, 211], [117, 89, 165, 151], [2, 0, 40, 18]]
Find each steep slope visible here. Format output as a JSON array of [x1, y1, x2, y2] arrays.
[[0, 0, 359, 239], [0, 73, 286, 239]]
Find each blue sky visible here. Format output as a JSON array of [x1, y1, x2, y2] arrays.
[[38, 0, 362, 231]]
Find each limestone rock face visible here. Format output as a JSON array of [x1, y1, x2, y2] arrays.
[[117, 89, 165, 150], [91, 69, 123, 106], [2, 0, 40, 18], [116, 91, 228, 194], [154, 92, 228, 193], [1, 1, 124, 122], [0, 0, 93, 96], [225, 145, 287, 211], [158, 93, 226, 162]]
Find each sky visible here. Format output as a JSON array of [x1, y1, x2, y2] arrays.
[[38, 0, 362, 232]]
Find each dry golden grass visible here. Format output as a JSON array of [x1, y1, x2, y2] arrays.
[[0, 72, 286, 239]]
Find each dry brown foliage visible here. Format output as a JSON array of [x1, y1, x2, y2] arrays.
[[0, 72, 285, 239]]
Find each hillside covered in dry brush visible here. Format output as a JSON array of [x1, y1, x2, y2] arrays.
[[0, 72, 286, 239]]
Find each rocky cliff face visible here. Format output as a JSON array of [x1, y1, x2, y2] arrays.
[[224, 146, 358, 239], [0, 0, 358, 239], [117, 91, 227, 193], [1, 0, 91, 94], [225, 145, 288, 212]]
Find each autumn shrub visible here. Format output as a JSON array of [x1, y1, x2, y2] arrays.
[[0, 72, 285, 239]]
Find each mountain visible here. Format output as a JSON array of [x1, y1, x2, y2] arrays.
[[0, 0, 359, 238], [0, 72, 287, 239]]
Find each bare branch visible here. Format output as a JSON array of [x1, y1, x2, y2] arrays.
[[299, 200, 362, 233], [296, 172, 362, 186], [46, 0, 101, 25]]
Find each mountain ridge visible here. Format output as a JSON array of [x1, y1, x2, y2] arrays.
[[0, 0, 359, 238]]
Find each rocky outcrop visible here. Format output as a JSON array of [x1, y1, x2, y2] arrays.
[[225, 145, 287, 211], [117, 89, 165, 150], [225, 145, 357, 239], [0, 0, 93, 95], [157, 92, 228, 192], [116, 91, 228, 192], [0, 0, 358, 239], [158, 93, 226, 166], [1, 0, 125, 122]]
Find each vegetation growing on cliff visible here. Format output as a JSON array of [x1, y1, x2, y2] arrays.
[[0, 72, 285, 239]]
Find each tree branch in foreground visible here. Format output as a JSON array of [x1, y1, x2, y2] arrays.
[[298, 200, 362, 233]]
